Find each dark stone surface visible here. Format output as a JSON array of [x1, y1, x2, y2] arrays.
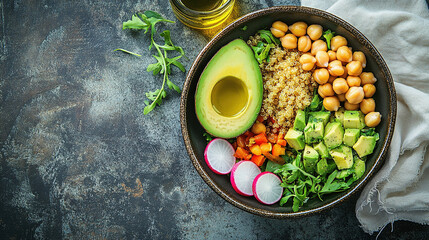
[[0, 0, 428, 239]]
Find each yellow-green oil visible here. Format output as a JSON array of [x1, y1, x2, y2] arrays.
[[181, 0, 224, 11], [172, 0, 233, 29], [211, 76, 248, 117]]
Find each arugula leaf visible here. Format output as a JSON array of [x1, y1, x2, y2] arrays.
[[116, 11, 185, 115], [322, 29, 335, 50], [203, 132, 213, 143]]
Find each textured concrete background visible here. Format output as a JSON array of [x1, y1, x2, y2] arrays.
[[0, 0, 428, 239]]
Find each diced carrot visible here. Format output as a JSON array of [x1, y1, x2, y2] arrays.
[[251, 155, 266, 167], [236, 135, 246, 148], [257, 115, 264, 123], [262, 152, 285, 165], [249, 144, 262, 155], [234, 147, 251, 160], [254, 133, 268, 145], [277, 139, 287, 146], [272, 144, 286, 157], [260, 142, 272, 153], [277, 133, 287, 146], [267, 133, 278, 144], [251, 122, 266, 135]]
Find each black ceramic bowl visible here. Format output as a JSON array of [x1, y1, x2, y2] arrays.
[[180, 6, 396, 217]]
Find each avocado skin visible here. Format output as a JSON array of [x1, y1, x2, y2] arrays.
[[195, 39, 263, 138]]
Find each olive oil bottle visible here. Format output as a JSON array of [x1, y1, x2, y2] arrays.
[[180, 0, 224, 11]]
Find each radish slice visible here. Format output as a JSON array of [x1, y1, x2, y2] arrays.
[[230, 161, 261, 196], [252, 172, 283, 205], [204, 138, 236, 175]]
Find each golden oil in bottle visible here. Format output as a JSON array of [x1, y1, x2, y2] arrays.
[[170, 0, 235, 29], [180, 0, 224, 11]]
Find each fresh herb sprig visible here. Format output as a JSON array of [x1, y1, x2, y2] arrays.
[[322, 29, 335, 50], [251, 30, 280, 64], [115, 11, 186, 114]]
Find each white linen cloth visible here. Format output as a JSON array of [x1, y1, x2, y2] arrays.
[[301, 0, 429, 234]]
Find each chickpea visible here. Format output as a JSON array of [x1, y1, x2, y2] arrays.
[[328, 60, 344, 76], [360, 98, 376, 114], [337, 93, 346, 102], [345, 86, 365, 104], [298, 36, 312, 52], [299, 53, 316, 71], [360, 72, 377, 85], [281, 34, 297, 49], [333, 78, 349, 94], [316, 51, 329, 68], [347, 76, 361, 87], [365, 112, 382, 127], [307, 24, 323, 40], [346, 61, 363, 76], [313, 68, 330, 84], [272, 21, 288, 32], [336, 46, 353, 63], [318, 83, 335, 98], [323, 96, 340, 111], [327, 50, 336, 61], [344, 101, 360, 110], [340, 66, 348, 79], [289, 21, 308, 37], [331, 35, 348, 51], [363, 84, 376, 98], [270, 27, 285, 38], [328, 75, 336, 83], [311, 40, 328, 55], [353, 51, 367, 68]]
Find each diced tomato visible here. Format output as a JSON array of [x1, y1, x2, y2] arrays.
[[260, 142, 272, 153], [232, 141, 237, 149], [267, 133, 278, 144], [249, 144, 262, 155], [272, 144, 286, 157], [236, 135, 246, 148], [257, 115, 264, 123], [251, 154, 266, 167], [254, 133, 268, 145], [243, 131, 254, 137], [269, 116, 276, 124]]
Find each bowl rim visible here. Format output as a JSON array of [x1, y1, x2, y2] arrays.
[[180, 5, 397, 218]]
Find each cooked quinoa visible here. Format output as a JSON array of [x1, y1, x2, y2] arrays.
[[247, 36, 317, 134]]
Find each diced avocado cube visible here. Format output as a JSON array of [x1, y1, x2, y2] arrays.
[[308, 111, 331, 126], [335, 107, 345, 125], [266, 160, 282, 173], [336, 169, 352, 179], [316, 158, 329, 175], [343, 129, 360, 147], [285, 129, 305, 151], [304, 121, 324, 144], [324, 122, 344, 149], [352, 157, 366, 180], [330, 145, 353, 170], [313, 142, 330, 159], [293, 110, 306, 131], [303, 145, 319, 173], [344, 111, 365, 129], [353, 135, 377, 158]]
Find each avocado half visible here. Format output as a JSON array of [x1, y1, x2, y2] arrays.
[[195, 39, 263, 138]]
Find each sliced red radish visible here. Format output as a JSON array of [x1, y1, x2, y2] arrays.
[[204, 138, 236, 175], [252, 172, 283, 205], [230, 161, 261, 196]]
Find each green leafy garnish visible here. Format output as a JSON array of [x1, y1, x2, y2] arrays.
[[241, 25, 248, 31], [250, 30, 280, 64], [203, 132, 213, 143], [115, 11, 186, 115], [322, 29, 335, 50]]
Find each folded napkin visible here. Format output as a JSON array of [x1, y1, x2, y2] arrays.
[[301, 0, 429, 234]]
